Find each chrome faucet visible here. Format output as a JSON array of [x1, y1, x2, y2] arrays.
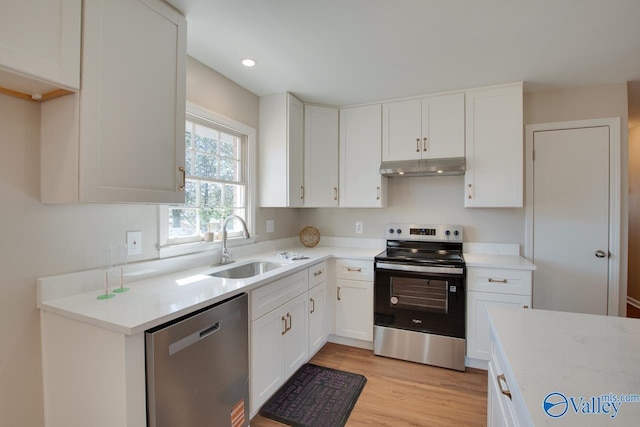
[[220, 215, 250, 265]]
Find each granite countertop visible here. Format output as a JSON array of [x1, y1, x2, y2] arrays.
[[38, 246, 380, 336], [488, 307, 640, 425]]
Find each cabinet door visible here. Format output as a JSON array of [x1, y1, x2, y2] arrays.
[[304, 105, 339, 207], [259, 93, 304, 207], [0, 0, 80, 94], [339, 104, 386, 207], [283, 293, 309, 376], [251, 308, 287, 413], [308, 282, 327, 356], [79, 0, 186, 203], [335, 278, 373, 341], [422, 93, 465, 159], [488, 361, 514, 427], [382, 99, 422, 161], [287, 95, 305, 207], [465, 83, 523, 207], [467, 291, 530, 361]]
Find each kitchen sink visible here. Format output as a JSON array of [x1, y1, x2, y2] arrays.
[[208, 261, 283, 279]]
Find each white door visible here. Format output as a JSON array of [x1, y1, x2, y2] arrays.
[[532, 126, 610, 315]]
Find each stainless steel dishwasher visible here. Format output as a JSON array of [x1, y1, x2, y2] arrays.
[[145, 293, 249, 427]]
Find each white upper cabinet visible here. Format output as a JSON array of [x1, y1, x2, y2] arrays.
[[382, 93, 464, 161], [0, 0, 80, 99], [304, 105, 339, 207], [339, 104, 387, 208], [41, 0, 187, 204], [465, 83, 523, 207], [259, 93, 304, 207]]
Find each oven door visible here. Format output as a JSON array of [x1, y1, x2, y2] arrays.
[[374, 264, 465, 339]]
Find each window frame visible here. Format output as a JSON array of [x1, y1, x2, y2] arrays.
[[158, 102, 257, 258]]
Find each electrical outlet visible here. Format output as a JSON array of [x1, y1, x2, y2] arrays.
[[127, 231, 142, 255], [355, 221, 363, 234], [266, 220, 274, 233]]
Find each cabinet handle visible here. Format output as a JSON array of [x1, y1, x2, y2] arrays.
[[347, 267, 362, 272], [337, 286, 341, 301], [423, 137, 428, 152], [286, 313, 292, 332], [281, 315, 287, 335], [416, 138, 420, 152], [488, 278, 508, 283], [523, 305, 529, 309], [376, 186, 380, 201], [300, 186, 305, 200], [314, 270, 323, 277], [178, 166, 186, 191], [334, 187, 338, 201], [310, 298, 315, 314], [497, 374, 512, 400], [467, 183, 473, 200]]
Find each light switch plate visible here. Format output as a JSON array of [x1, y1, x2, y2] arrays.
[[266, 220, 274, 233], [127, 231, 142, 255], [355, 221, 363, 234]]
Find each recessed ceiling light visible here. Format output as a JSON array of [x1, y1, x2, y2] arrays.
[[241, 58, 256, 67]]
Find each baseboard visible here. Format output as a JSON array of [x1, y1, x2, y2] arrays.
[[627, 296, 640, 309], [327, 334, 374, 350]]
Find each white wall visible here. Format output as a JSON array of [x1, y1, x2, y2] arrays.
[[300, 176, 525, 245]]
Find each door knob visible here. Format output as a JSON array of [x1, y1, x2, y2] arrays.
[[595, 250, 608, 258]]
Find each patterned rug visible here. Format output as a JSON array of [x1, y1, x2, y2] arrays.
[[259, 363, 367, 427]]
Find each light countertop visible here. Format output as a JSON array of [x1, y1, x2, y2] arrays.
[[488, 307, 640, 425], [38, 246, 380, 336], [463, 253, 536, 270]]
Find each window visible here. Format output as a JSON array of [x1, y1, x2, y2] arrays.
[[159, 103, 255, 256]]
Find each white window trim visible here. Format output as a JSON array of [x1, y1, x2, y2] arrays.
[[158, 102, 257, 259]]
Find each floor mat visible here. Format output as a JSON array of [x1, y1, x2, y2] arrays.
[[259, 363, 367, 427]]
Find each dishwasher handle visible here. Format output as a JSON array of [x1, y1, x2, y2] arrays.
[[168, 321, 221, 356]]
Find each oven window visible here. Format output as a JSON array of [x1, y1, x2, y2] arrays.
[[389, 277, 448, 313]]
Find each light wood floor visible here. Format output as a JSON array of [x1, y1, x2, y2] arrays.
[[250, 342, 488, 427]]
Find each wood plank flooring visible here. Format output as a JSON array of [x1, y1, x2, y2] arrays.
[[250, 342, 488, 427]]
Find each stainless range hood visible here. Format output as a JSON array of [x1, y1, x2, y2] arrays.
[[379, 157, 466, 177]]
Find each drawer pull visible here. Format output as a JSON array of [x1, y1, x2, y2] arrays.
[[488, 278, 508, 284], [337, 286, 341, 301], [286, 313, 292, 332], [497, 374, 512, 400], [313, 270, 323, 277], [347, 267, 362, 272], [281, 315, 287, 335], [310, 298, 315, 314]]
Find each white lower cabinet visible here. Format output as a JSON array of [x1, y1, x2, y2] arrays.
[[308, 281, 327, 355], [488, 357, 517, 427], [334, 259, 374, 342], [251, 291, 308, 414], [466, 267, 532, 361]]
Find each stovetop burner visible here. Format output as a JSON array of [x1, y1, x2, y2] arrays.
[[375, 223, 465, 268]]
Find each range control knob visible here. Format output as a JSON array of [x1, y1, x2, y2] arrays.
[[396, 229, 402, 234], [454, 230, 460, 236], [388, 228, 395, 234], [445, 230, 451, 236]]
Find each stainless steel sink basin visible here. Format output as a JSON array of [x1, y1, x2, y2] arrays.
[[208, 261, 283, 279]]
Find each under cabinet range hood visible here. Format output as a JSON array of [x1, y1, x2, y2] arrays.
[[379, 157, 466, 177]]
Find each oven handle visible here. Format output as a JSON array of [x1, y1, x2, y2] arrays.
[[375, 262, 464, 275]]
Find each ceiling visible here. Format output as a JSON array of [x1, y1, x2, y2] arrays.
[[167, 0, 640, 108]]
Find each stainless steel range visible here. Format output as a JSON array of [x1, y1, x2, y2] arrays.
[[374, 224, 466, 371]]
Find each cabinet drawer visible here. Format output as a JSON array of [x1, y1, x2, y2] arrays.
[[467, 267, 531, 295], [335, 259, 373, 281], [308, 261, 327, 288], [251, 270, 308, 320]]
